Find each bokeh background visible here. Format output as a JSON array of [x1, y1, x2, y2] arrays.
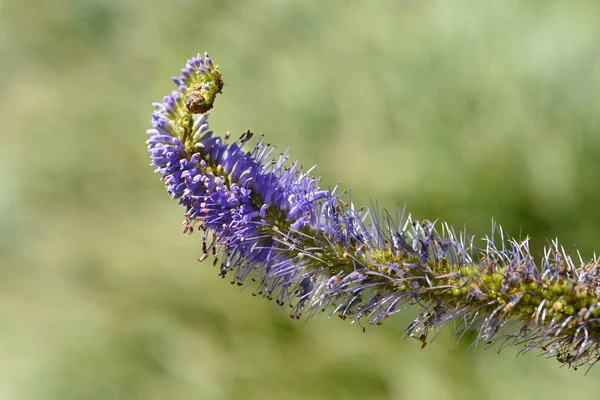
[[2, 0, 600, 399]]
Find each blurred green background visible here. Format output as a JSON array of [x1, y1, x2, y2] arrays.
[[2, 0, 600, 399]]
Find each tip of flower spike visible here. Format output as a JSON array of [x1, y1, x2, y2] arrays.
[[182, 55, 224, 115]]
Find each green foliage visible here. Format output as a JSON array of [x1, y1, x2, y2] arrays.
[[2, 0, 600, 399]]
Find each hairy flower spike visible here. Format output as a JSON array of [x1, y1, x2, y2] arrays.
[[147, 53, 600, 372]]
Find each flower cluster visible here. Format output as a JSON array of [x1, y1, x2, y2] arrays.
[[147, 52, 600, 372]]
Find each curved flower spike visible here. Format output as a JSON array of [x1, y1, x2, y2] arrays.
[[147, 52, 600, 372]]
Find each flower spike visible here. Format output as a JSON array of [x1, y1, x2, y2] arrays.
[[147, 53, 600, 372]]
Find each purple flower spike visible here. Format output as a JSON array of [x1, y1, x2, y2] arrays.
[[147, 52, 600, 373]]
